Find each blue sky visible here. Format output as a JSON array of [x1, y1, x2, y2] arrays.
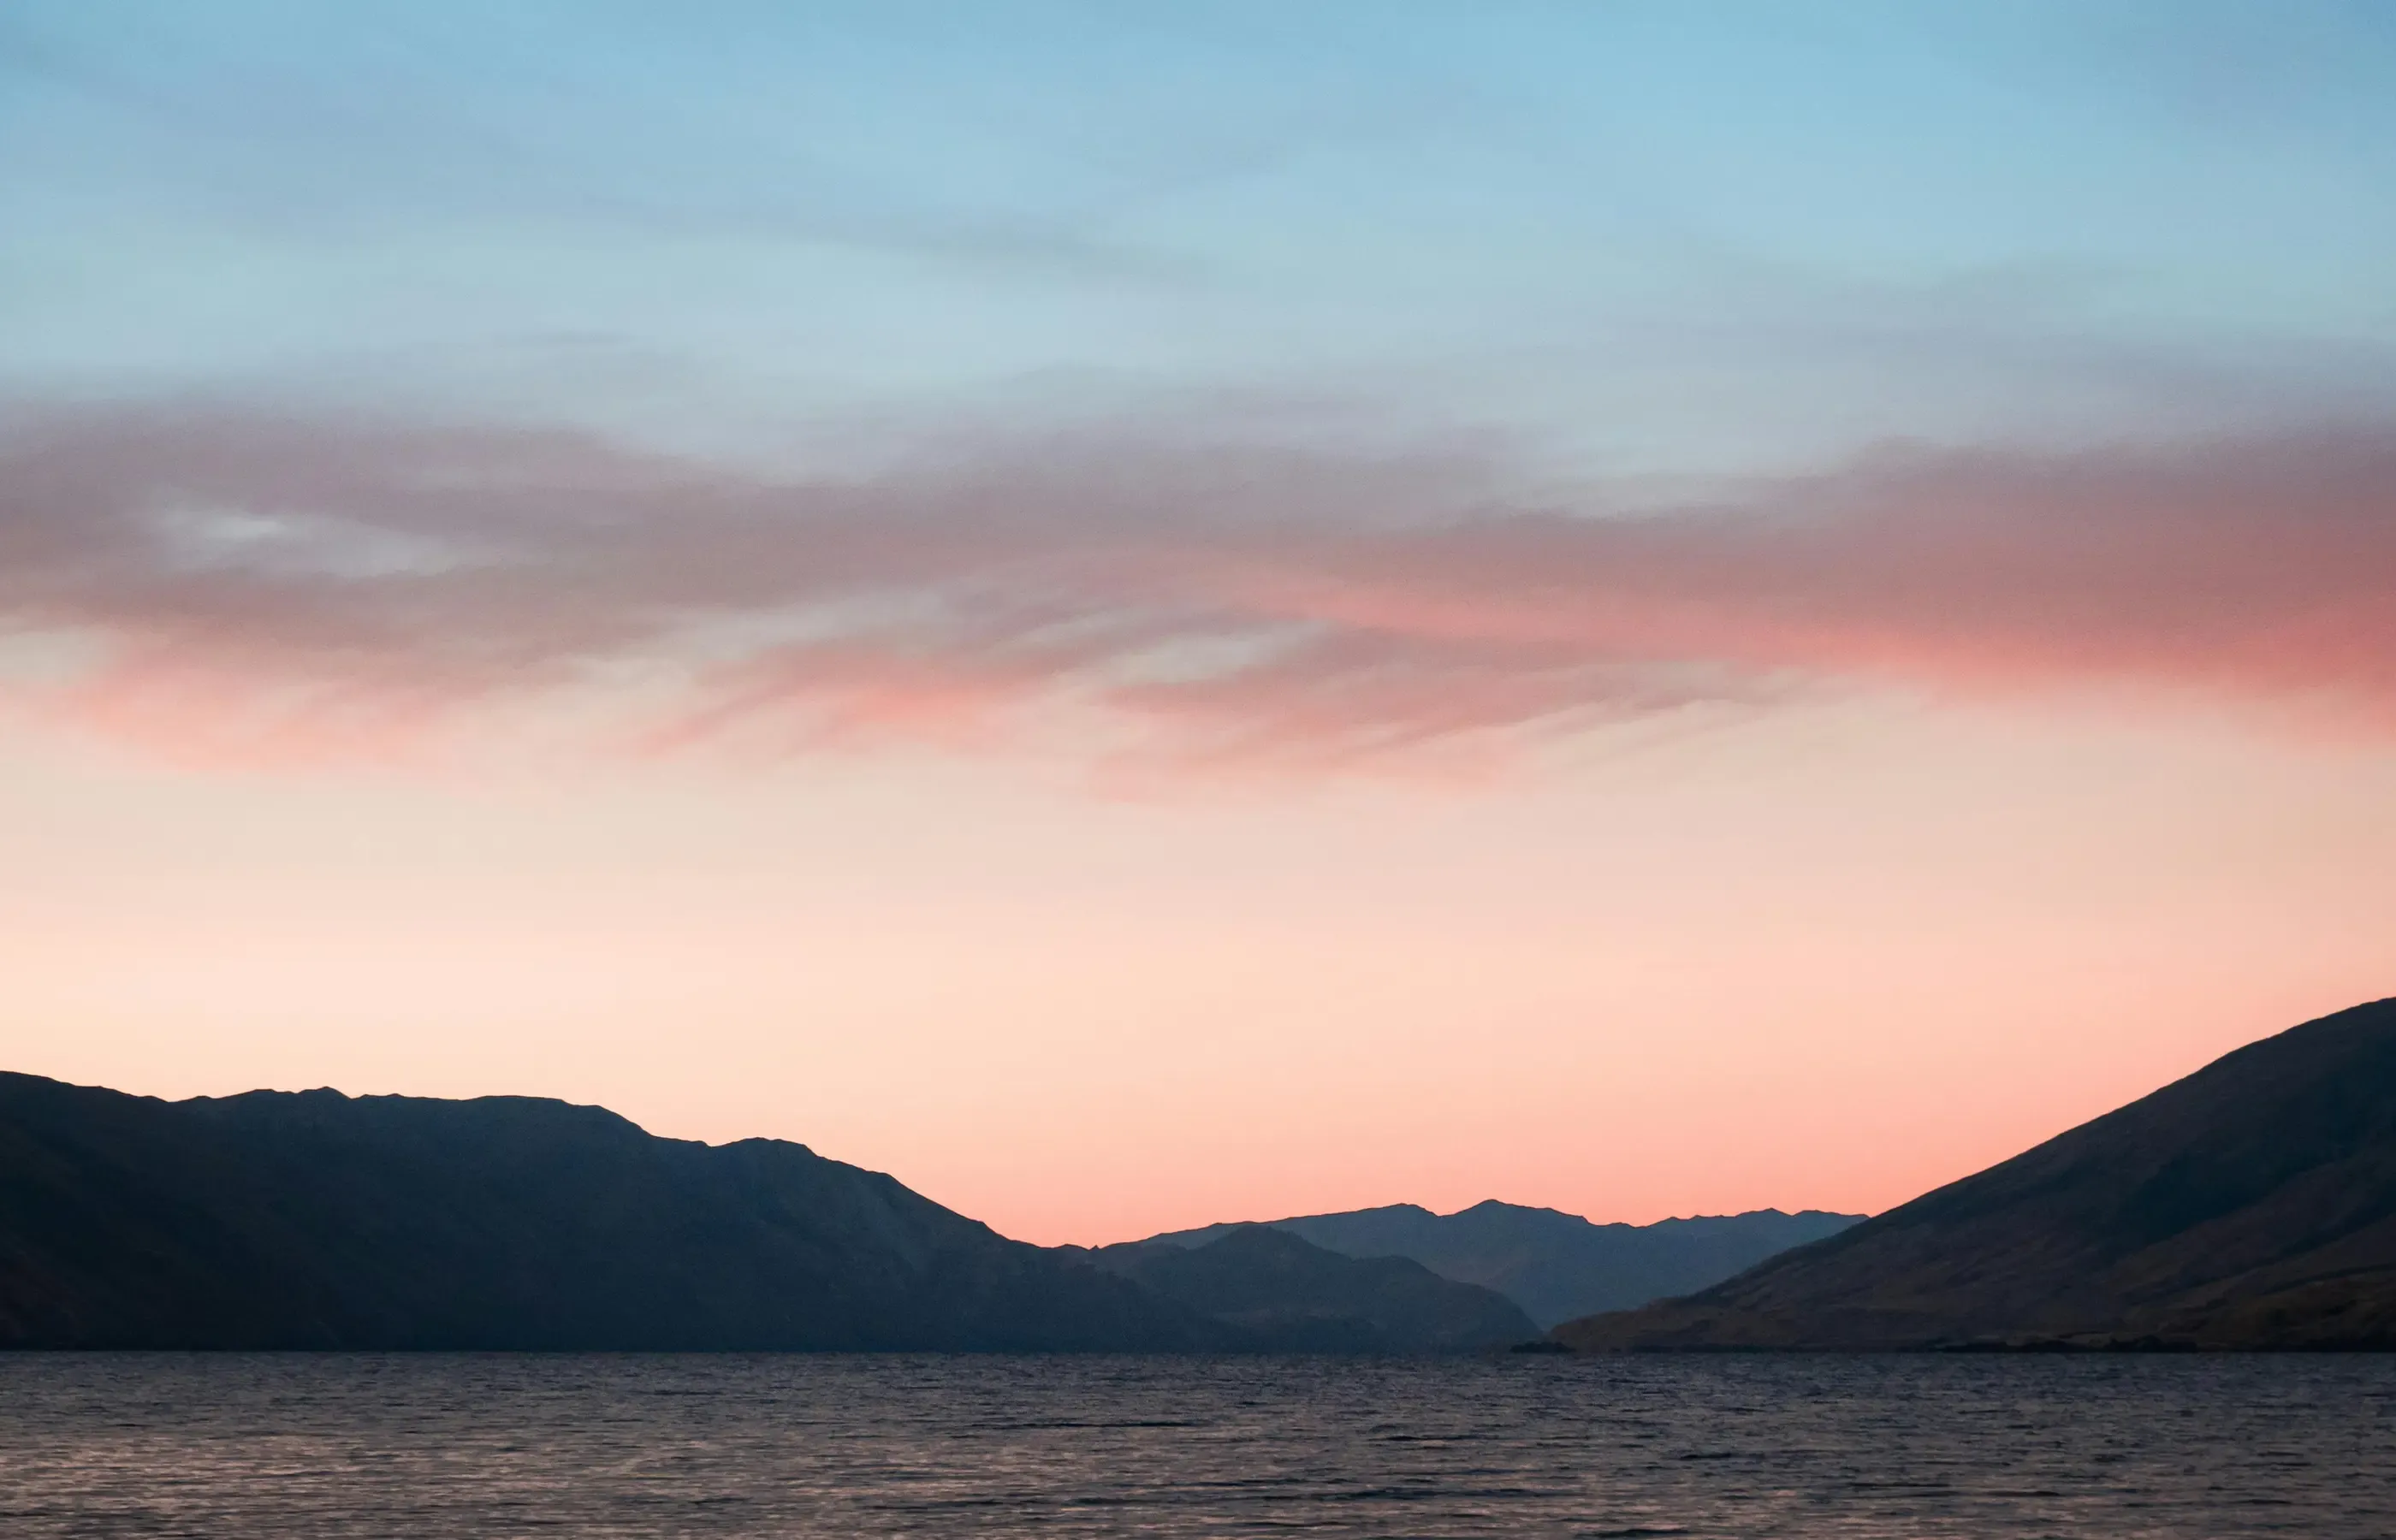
[[8, 2, 2394, 472]]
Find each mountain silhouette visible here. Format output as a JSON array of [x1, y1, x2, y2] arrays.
[[0, 1074, 1225, 1350], [1085, 1225, 1538, 1350], [1145, 1202, 1860, 1328], [1556, 998, 2396, 1350]]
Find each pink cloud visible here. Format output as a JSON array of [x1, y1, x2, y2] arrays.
[[1, 403, 2390, 775]]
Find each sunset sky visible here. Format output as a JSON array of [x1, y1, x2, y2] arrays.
[[3, 2, 2393, 1245]]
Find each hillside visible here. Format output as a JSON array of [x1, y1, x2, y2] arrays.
[[1148, 1202, 1860, 1328], [1087, 1226, 1538, 1351], [1556, 998, 2396, 1350], [0, 1074, 1221, 1350]]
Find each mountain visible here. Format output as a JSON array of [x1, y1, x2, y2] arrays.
[[1556, 998, 2396, 1351], [1084, 1226, 1538, 1351], [1146, 1202, 1862, 1329], [0, 1073, 1225, 1350]]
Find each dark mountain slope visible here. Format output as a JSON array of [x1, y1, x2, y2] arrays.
[[1149, 1202, 1860, 1328], [0, 1074, 1220, 1350], [1088, 1225, 1538, 1351], [1557, 998, 2396, 1350]]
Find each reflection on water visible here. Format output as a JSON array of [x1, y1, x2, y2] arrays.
[[2, 1352, 2388, 1537]]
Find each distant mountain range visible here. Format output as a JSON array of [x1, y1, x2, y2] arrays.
[[1144, 1202, 1861, 1329], [1557, 997, 2396, 1350]]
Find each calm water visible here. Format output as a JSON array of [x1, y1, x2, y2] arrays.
[[2, 1353, 2390, 1537]]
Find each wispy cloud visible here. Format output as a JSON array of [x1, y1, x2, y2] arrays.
[[3, 401, 2390, 776]]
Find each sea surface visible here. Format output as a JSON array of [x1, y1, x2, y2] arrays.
[[2, 1352, 2390, 1537]]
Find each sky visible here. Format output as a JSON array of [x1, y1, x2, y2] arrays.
[[2, 2, 2393, 1244]]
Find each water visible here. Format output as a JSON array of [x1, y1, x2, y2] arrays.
[[2, 1353, 2389, 1537]]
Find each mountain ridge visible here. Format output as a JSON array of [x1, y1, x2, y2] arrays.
[[1082, 1226, 1538, 1351], [1555, 997, 2396, 1351], [0, 1072, 1222, 1350]]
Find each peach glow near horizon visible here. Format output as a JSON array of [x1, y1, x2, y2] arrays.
[[3, 672, 2390, 1244], [6, 4, 2395, 1246]]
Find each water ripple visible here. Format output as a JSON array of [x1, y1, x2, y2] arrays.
[[0, 1353, 2389, 1537]]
